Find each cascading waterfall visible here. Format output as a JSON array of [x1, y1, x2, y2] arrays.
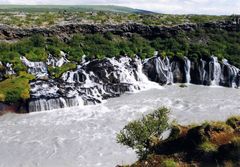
[[222, 59, 240, 87], [184, 57, 191, 84], [20, 56, 48, 79], [5, 63, 16, 75], [28, 56, 161, 112], [47, 51, 69, 67], [13, 53, 239, 112], [209, 56, 221, 86]]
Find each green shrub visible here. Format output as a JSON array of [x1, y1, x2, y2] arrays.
[[47, 46, 61, 57], [117, 107, 170, 158], [29, 34, 45, 47]]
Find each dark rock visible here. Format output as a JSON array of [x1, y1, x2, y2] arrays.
[[0, 21, 239, 41]]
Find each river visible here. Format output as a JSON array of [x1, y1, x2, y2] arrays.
[[0, 84, 239, 167]]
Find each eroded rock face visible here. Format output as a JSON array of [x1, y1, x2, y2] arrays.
[[0, 21, 239, 41]]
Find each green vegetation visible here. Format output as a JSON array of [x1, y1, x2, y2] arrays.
[[117, 107, 170, 158], [48, 63, 77, 78], [0, 72, 35, 103], [197, 141, 218, 153], [0, 5, 142, 13], [0, 6, 231, 28], [117, 110, 240, 167], [0, 13, 239, 105], [0, 23, 240, 105], [1, 26, 240, 70]]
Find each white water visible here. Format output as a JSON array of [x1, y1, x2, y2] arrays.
[[184, 57, 191, 84], [0, 85, 240, 167], [210, 56, 221, 86]]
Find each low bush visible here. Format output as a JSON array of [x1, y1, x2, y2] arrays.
[[117, 107, 170, 158]]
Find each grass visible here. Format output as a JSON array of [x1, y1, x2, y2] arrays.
[[197, 141, 218, 153], [0, 72, 35, 103], [0, 8, 230, 28]]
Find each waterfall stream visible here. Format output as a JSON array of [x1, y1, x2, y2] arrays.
[[13, 54, 240, 112]]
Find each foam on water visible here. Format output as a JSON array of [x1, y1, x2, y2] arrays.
[[0, 85, 239, 167]]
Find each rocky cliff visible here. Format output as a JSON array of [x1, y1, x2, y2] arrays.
[[0, 20, 239, 41]]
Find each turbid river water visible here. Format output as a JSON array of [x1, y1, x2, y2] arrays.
[[0, 85, 239, 167]]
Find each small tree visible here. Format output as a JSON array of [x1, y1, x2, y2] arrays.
[[117, 107, 170, 158]]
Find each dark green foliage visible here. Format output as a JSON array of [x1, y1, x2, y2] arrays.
[[30, 34, 46, 47], [116, 107, 170, 158], [46, 46, 61, 57], [5, 90, 20, 103]]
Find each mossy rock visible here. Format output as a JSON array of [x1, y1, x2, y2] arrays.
[[196, 141, 218, 161], [204, 122, 233, 133], [168, 125, 189, 141], [186, 125, 209, 147], [226, 116, 240, 129], [186, 122, 233, 147], [218, 137, 240, 161], [179, 84, 188, 88], [168, 125, 181, 141]]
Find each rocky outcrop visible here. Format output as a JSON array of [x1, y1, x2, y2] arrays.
[[0, 20, 239, 41], [0, 102, 28, 114]]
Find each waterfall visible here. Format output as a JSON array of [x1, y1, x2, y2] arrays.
[[222, 59, 240, 88], [149, 56, 173, 85], [184, 57, 191, 84], [47, 51, 69, 67], [28, 97, 85, 112], [20, 56, 48, 79], [29, 56, 161, 112], [5, 63, 15, 76], [209, 56, 221, 86], [23, 54, 240, 112]]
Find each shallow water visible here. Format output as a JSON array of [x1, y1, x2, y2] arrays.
[[0, 85, 239, 167]]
